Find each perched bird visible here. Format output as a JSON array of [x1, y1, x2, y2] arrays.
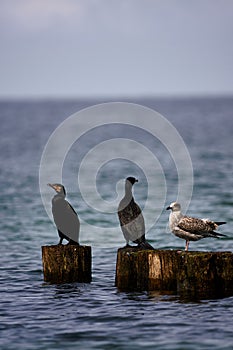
[[166, 202, 226, 251], [48, 183, 80, 245], [118, 177, 154, 250]]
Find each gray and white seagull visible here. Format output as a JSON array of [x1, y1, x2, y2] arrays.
[[166, 202, 226, 251]]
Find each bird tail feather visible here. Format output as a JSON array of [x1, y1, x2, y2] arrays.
[[215, 221, 226, 226], [138, 241, 154, 250], [212, 231, 227, 238]]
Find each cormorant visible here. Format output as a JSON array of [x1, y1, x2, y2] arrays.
[[48, 183, 80, 245], [118, 177, 154, 250], [166, 202, 226, 251]]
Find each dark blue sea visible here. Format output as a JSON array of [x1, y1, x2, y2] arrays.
[[1, 97, 233, 350]]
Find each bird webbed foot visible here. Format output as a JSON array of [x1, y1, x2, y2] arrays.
[[67, 240, 79, 246], [122, 243, 132, 249]]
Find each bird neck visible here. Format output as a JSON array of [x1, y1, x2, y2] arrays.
[[55, 193, 65, 199], [124, 183, 133, 200], [171, 210, 183, 224]]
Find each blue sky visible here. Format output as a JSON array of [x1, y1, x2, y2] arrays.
[[0, 0, 233, 98]]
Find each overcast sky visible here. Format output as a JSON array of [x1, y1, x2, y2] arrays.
[[0, 0, 233, 98]]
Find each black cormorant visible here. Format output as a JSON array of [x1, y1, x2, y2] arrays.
[[166, 202, 226, 251], [48, 183, 80, 245], [118, 177, 154, 250]]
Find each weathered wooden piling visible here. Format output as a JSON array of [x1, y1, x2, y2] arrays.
[[42, 245, 91, 284], [115, 247, 233, 298]]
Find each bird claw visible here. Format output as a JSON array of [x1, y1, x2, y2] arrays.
[[125, 244, 132, 248], [67, 241, 79, 246]]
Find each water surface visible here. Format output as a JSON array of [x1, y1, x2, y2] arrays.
[[0, 97, 233, 349]]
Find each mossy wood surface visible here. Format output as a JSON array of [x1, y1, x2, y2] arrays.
[[42, 245, 92, 284], [115, 248, 233, 298]]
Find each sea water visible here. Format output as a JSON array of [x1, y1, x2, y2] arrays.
[[0, 97, 233, 350]]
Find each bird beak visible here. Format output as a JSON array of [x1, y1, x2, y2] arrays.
[[166, 206, 171, 210], [135, 179, 138, 182], [47, 183, 55, 190]]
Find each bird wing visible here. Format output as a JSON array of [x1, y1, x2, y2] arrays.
[[178, 216, 216, 234], [118, 199, 145, 242], [52, 197, 80, 242], [67, 202, 77, 215]]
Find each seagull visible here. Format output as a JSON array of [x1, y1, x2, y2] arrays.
[[118, 177, 154, 250], [48, 183, 80, 245], [166, 202, 226, 251]]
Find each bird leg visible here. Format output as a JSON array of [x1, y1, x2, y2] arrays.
[[185, 241, 189, 251]]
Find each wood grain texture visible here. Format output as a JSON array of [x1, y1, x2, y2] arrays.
[[115, 247, 233, 298], [42, 245, 91, 284]]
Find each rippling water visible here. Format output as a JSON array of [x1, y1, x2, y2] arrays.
[[1, 97, 233, 350]]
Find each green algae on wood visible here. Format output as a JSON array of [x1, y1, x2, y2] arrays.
[[42, 245, 92, 284], [115, 248, 233, 298]]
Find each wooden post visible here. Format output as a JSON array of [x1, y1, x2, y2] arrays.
[[42, 245, 91, 284], [177, 251, 233, 298], [115, 248, 233, 298]]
